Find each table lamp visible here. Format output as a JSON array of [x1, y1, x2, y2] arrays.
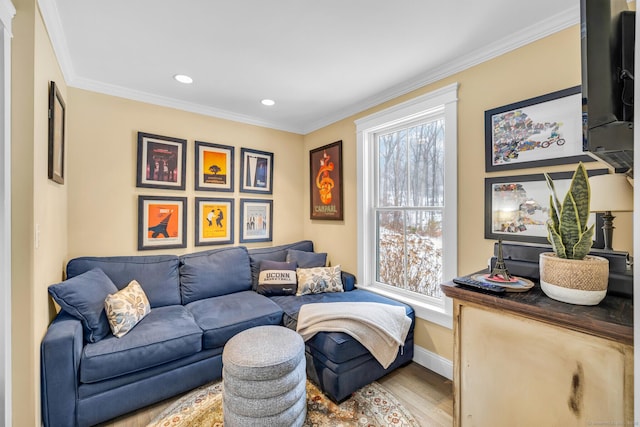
[[588, 173, 634, 251]]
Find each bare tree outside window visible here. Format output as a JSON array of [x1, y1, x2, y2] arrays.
[[375, 119, 445, 298]]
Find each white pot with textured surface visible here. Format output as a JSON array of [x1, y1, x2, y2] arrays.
[[539, 252, 609, 306]]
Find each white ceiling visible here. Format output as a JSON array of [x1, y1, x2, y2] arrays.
[[40, 0, 579, 135]]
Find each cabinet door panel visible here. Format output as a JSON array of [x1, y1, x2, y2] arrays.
[[460, 305, 626, 427]]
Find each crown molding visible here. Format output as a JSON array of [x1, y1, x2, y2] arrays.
[[70, 76, 306, 134], [0, 0, 15, 34], [38, 0, 76, 83], [302, 5, 580, 134], [38, 2, 579, 136]]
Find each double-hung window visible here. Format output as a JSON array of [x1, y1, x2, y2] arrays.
[[355, 83, 458, 328]]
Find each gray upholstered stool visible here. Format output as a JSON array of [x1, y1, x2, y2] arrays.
[[222, 325, 306, 427]]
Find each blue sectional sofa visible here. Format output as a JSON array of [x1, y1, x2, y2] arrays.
[[41, 241, 414, 426]]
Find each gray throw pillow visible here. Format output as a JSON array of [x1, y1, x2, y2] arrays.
[[48, 268, 118, 343], [286, 249, 327, 268]]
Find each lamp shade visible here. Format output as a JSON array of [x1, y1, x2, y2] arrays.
[[589, 173, 634, 212]]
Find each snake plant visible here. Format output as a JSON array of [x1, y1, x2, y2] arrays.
[[544, 162, 594, 260]]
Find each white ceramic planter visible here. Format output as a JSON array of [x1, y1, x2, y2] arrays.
[[539, 252, 609, 306]]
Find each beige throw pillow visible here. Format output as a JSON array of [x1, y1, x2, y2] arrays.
[[104, 280, 150, 338], [296, 265, 343, 296]]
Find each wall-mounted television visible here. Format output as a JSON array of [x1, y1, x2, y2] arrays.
[[581, 0, 635, 174]]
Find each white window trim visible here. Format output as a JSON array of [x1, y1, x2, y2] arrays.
[[0, 1, 14, 425], [355, 83, 458, 329]]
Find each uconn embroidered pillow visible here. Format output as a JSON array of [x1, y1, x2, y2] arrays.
[[257, 260, 298, 296]]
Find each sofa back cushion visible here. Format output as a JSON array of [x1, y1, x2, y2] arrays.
[[179, 246, 252, 304], [248, 240, 314, 290], [66, 255, 181, 308]]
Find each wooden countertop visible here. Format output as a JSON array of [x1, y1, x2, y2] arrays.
[[441, 273, 633, 346]]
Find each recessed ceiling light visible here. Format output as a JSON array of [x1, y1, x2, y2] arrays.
[[174, 74, 193, 84], [261, 99, 275, 106]]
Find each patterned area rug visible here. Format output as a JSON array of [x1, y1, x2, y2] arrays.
[[147, 380, 419, 426]]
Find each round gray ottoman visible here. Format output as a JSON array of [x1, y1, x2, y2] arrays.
[[222, 325, 306, 427]]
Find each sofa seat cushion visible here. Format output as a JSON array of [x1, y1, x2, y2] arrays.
[[66, 255, 181, 308], [270, 289, 414, 364], [186, 291, 283, 350], [80, 305, 202, 383]]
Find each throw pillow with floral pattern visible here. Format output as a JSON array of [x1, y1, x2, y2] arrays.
[[104, 280, 150, 338], [296, 265, 343, 296]]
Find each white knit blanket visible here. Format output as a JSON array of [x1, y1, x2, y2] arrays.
[[296, 302, 412, 369]]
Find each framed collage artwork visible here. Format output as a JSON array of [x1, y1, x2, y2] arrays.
[[485, 86, 594, 172], [484, 169, 607, 245]]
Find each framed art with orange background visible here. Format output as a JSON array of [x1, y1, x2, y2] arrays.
[[195, 141, 234, 192], [310, 140, 343, 220], [138, 196, 187, 250], [195, 197, 234, 246]]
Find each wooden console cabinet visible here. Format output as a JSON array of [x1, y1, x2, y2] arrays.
[[442, 280, 633, 427]]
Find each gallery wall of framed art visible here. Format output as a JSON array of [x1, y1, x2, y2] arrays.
[[135, 131, 276, 250], [482, 85, 619, 252]]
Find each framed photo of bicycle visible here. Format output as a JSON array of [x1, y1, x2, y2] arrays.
[[195, 141, 234, 192], [485, 86, 594, 172], [195, 197, 234, 246]]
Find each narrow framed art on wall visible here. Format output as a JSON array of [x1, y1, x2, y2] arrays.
[[485, 86, 594, 172], [138, 195, 187, 250], [239, 199, 272, 243], [240, 148, 273, 194], [310, 140, 343, 220], [48, 81, 66, 184], [195, 197, 234, 246], [136, 132, 187, 190], [195, 141, 234, 192]]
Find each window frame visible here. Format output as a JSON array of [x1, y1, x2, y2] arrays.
[[355, 83, 458, 329]]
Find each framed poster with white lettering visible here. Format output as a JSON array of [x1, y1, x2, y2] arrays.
[[310, 140, 343, 220]]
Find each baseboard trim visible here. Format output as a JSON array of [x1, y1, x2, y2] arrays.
[[412, 345, 453, 381]]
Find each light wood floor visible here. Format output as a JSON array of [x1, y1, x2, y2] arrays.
[[98, 362, 453, 427]]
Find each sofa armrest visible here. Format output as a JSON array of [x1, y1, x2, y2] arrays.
[[41, 311, 84, 427], [341, 271, 356, 291]]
